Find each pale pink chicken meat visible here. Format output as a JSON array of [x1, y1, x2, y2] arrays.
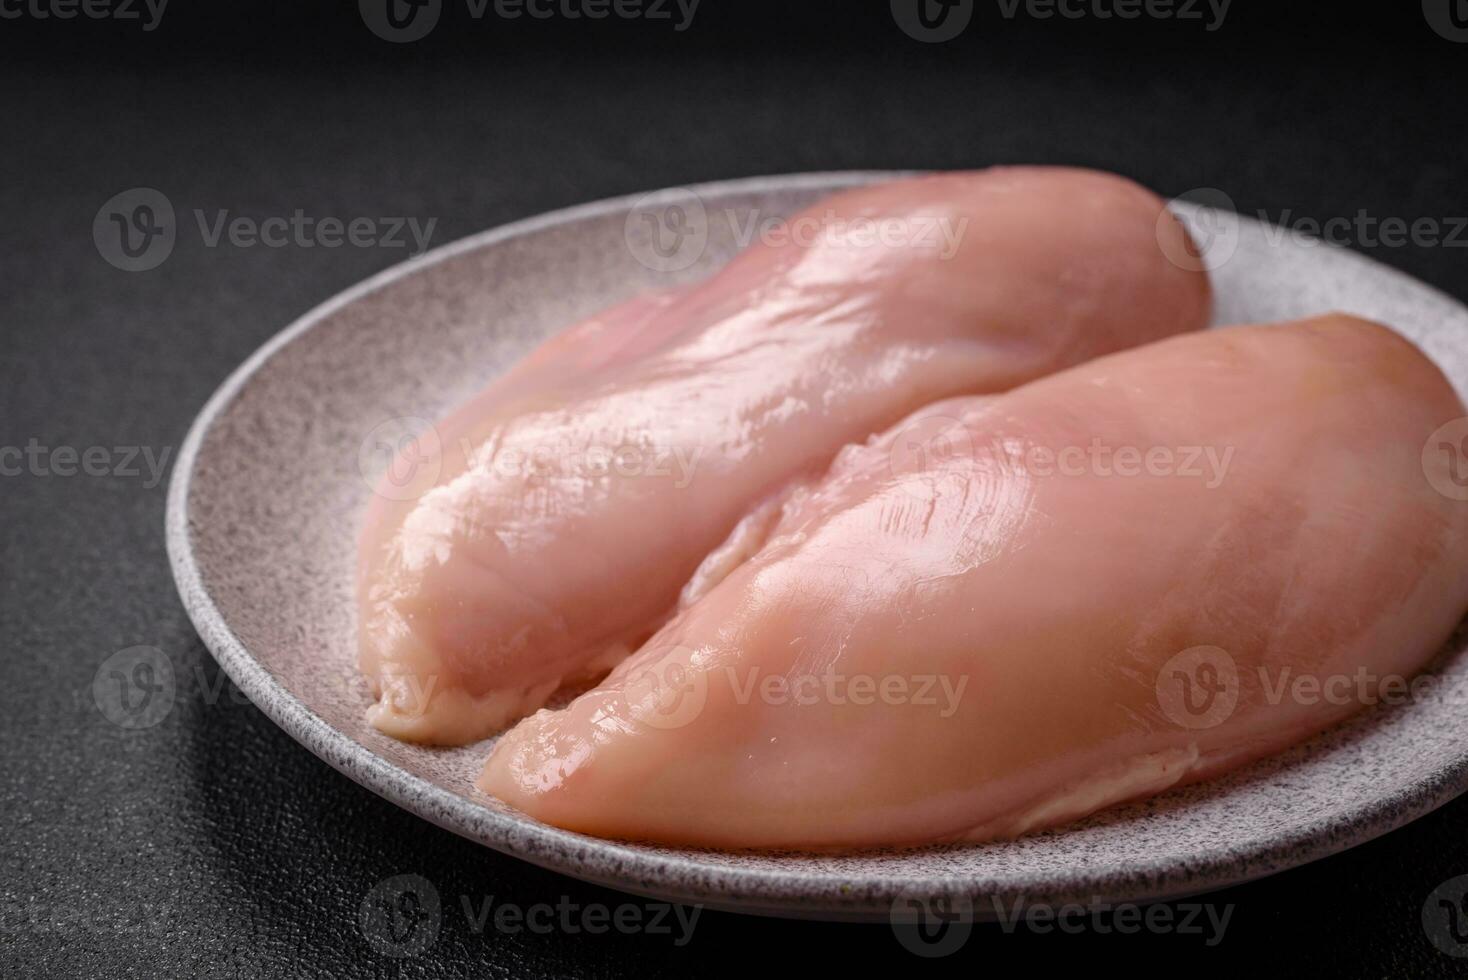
[[481, 315, 1468, 848], [359, 167, 1211, 744]]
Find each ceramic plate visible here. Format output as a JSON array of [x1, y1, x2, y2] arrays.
[[167, 172, 1468, 921]]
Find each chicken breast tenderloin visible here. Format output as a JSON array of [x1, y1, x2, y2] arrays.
[[359, 167, 1211, 744], [481, 315, 1468, 849]]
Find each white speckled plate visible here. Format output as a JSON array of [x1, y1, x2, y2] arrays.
[[166, 172, 1468, 921]]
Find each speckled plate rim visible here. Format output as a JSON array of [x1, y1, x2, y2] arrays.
[[166, 171, 1468, 921]]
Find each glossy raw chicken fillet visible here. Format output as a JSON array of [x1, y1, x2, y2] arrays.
[[482, 315, 1468, 848], [359, 167, 1211, 743]]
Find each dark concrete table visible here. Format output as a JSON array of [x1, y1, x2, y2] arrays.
[[3, 4, 1465, 976]]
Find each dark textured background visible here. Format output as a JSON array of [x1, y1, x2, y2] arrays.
[[4, 3, 1468, 976]]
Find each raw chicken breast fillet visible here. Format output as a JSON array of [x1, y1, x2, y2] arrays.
[[358, 167, 1211, 744], [481, 315, 1468, 848]]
